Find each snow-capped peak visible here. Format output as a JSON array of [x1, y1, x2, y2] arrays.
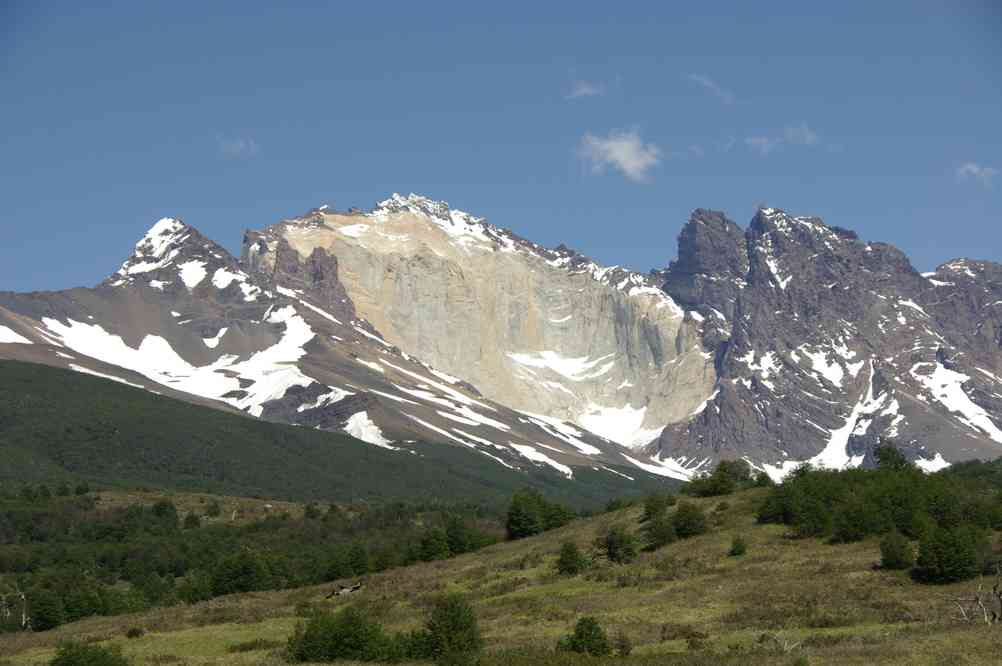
[[116, 217, 191, 276]]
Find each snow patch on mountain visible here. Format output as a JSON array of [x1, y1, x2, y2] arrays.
[[910, 362, 1002, 443], [507, 351, 615, 382], [203, 327, 227, 349], [508, 443, 573, 478], [579, 402, 664, 448], [0, 326, 32, 344], [343, 411, 396, 449], [41, 304, 317, 417]]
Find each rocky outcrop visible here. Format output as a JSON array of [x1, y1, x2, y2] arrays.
[[652, 207, 1002, 478], [241, 194, 716, 448]]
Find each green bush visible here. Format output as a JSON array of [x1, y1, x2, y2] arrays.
[[640, 492, 674, 522], [595, 525, 638, 564], [728, 535, 747, 557], [641, 512, 677, 551], [879, 531, 914, 570], [211, 549, 272, 596], [124, 627, 144, 639], [556, 541, 587, 575], [423, 594, 483, 664], [29, 589, 66, 631], [506, 489, 574, 540], [672, 502, 708, 539], [557, 616, 611, 656], [685, 460, 753, 497], [287, 605, 392, 662], [49, 642, 130, 666], [913, 526, 984, 584]]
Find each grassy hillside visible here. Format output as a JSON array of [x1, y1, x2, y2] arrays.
[[0, 360, 664, 508], [4, 486, 999, 665]]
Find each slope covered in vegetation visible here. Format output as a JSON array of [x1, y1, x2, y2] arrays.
[[4, 456, 1002, 665], [0, 360, 661, 506]]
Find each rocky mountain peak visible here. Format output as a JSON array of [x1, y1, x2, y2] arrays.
[[107, 217, 267, 303]]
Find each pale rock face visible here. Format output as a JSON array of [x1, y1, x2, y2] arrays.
[[243, 194, 716, 448]]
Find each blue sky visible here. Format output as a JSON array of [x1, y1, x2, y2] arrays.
[[2, 1, 1000, 292]]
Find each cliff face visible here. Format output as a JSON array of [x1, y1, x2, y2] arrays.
[[242, 194, 716, 448], [652, 207, 1002, 478]]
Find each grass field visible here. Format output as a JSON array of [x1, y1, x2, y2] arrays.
[[3, 488, 999, 665]]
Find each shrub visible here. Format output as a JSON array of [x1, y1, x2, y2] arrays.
[[287, 605, 392, 662], [177, 570, 213, 604], [30, 589, 66, 631], [395, 596, 482, 664], [125, 627, 144, 639], [506, 489, 574, 540], [205, 500, 222, 518], [672, 502, 708, 539], [556, 541, 587, 575], [642, 513, 677, 551], [49, 642, 130, 666], [913, 526, 983, 583], [182, 513, 201, 530], [557, 616, 611, 656], [211, 549, 271, 596], [879, 531, 914, 570], [728, 535, 747, 557], [685, 460, 753, 497], [596, 525, 638, 564], [640, 493, 674, 522]]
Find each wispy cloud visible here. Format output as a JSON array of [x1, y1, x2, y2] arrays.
[[783, 122, 819, 146], [745, 122, 822, 156], [956, 162, 997, 189], [566, 79, 605, 100], [687, 74, 735, 105], [745, 136, 782, 156], [217, 135, 260, 159], [578, 128, 662, 183]]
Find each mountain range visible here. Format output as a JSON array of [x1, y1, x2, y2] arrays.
[[2, 194, 1000, 490]]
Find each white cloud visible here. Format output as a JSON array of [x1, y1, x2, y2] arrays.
[[745, 136, 782, 156], [566, 79, 605, 99], [956, 162, 997, 189], [687, 74, 735, 105], [783, 122, 819, 146], [745, 122, 821, 156], [218, 136, 260, 159], [578, 128, 662, 183]]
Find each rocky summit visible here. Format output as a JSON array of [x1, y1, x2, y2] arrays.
[[1, 196, 1000, 483]]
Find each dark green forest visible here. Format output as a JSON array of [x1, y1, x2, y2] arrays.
[[0, 360, 663, 507]]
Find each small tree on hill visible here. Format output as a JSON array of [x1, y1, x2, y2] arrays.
[[29, 589, 65, 631], [287, 605, 391, 662], [913, 526, 984, 584], [423, 594, 483, 664], [875, 443, 912, 472], [672, 502, 708, 539], [505, 491, 543, 540], [596, 525, 638, 564], [556, 541, 587, 575], [49, 642, 130, 666], [557, 616, 611, 656], [641, 492, 674, 522], [879, 531, 914, 570], [642, 513, 677, 551]]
